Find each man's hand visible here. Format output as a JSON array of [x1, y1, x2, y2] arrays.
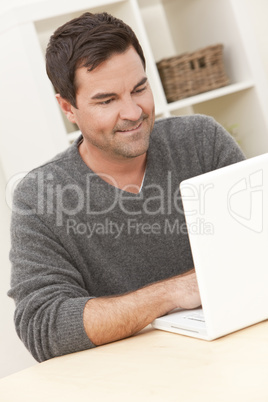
[[83, 268, 201, 346], [171, 268, 201, 310]]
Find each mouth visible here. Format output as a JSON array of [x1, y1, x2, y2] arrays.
[[116, 121, 143, 134]]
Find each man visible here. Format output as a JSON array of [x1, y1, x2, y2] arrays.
[[8, 12, 245, 362]]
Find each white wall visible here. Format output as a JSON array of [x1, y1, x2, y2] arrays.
[[0, 0, 39, 379], [244, 0, 268, 77], [0, 163, 36, 378], [1, 0, 268, 378]]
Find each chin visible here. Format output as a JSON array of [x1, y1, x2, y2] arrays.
[[122, 140, 150, 159]]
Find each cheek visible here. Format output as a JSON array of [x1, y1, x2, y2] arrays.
[[142, 92, 155, 114], [94, 108, 119, 131], [79, 108, 119, 134]]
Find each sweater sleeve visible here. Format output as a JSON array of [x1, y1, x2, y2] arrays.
[[8, 182, 95, 362]]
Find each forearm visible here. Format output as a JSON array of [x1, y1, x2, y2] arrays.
[[83, 269, 200, 345]]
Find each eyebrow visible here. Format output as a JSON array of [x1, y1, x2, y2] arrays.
[[91, 77, 148, 100]]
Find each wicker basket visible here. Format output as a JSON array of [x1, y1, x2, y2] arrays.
[[157, 44, 229, 103]]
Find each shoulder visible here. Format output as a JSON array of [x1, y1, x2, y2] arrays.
[[149, 114, 245, 172], [152, 114, 216, 133], [149, 114, 219, 154], [13, 136, 82, 203], [151, 114, 218, 145]]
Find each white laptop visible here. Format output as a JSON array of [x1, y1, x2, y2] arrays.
[[152, 153, 268, 340]]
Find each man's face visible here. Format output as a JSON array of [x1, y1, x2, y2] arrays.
[[64, 46, 155, 161]]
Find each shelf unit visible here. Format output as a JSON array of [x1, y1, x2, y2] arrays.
[[1, 0, 268, 181]]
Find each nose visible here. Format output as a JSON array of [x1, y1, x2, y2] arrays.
[[119, 96, 142, 121]]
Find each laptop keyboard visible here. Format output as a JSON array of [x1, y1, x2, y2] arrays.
[[183, 310, 205, 322]]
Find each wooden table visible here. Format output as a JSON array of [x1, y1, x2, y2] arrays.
[[1, 322, 268, 401]]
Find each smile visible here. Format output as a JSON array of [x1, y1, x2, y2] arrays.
[[117, 121, 143, 133]]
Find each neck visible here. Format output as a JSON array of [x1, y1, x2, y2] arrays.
[[79, 140, 147, 194]]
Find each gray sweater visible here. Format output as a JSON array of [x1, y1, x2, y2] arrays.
[[9, 115, 245, 361]]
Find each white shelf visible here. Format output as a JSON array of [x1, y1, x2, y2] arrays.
[[167, 81, 255, 112]]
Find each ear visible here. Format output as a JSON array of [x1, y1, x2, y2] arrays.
[[55, 94, 77, 124]]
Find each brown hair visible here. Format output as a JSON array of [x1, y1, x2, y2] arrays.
[[45, 12, 146, 107]]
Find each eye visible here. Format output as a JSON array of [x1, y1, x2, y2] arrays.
[[134, 86, 146, 94], [99, 98, 114, 105]]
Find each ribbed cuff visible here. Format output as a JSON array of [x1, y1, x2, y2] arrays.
[[54, 297, 96, 357]]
